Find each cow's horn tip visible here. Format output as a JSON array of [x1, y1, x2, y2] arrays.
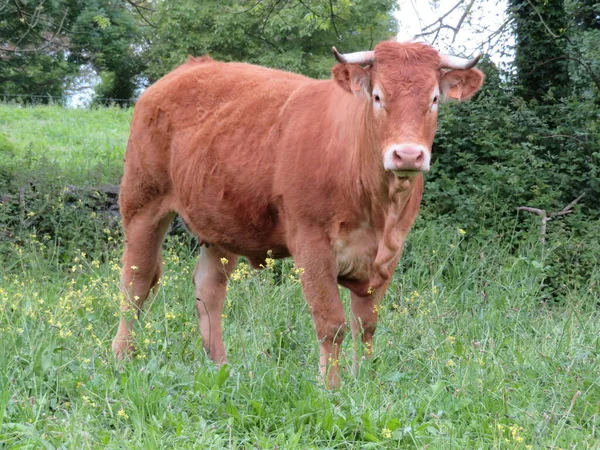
[[332, 46, 343, 63]]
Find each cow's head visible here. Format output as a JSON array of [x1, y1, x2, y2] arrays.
[[331, 41, 484, 178]]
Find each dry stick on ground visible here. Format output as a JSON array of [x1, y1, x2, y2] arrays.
[[518, 193, 586, 245]]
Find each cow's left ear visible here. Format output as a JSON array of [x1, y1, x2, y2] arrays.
[[332, 63, 371, 98], [440, 69, 484, 101]]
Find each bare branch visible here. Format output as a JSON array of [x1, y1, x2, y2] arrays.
[[517, 207, 546, 216], [242, 26, 282, 53], [124, 0, 156, 28], [260, 0, 286, 35], [549, 193, 586, 218], [232, 0, 264, 15], [452, 0, 476, 43], [329, 0, 341, 41], [482, 17, 514, 46], [420, 0, 464, 32], [415, 24, 458, 39], [123, 0, 155, 12], [518, 193, 586, 245], [525, 0, 559, 38], [542, 134, 587, 145], [413, 0, 476, 44], [0, 7, 69, 53]]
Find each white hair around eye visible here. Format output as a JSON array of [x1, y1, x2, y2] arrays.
[[431, 87, 440, 112], [372, 85, 384, 110]]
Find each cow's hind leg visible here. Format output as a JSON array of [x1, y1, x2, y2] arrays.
[[112, 198, 175, 358], [193, 245, 238, 363]]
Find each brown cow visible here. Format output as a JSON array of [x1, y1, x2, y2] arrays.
[[112, 40, 484, 388]]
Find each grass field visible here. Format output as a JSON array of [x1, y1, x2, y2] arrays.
[[1, 105, 599, 449]]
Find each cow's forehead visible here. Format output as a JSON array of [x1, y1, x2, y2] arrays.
[[374, 41, 440, 67], [372, 42, 441, 97]]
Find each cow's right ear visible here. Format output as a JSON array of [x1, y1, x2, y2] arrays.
[[332, 64, 371, 97], [440, 68, 484, 101]]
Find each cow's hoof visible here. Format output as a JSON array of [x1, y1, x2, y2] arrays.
[[112, 338, 134, 359]]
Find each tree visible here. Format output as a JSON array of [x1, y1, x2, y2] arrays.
[[565, 0, 600, 100], [143, 0, 398, 82], [0, 0, 80, 100], [508, 0, 570, 102], [68, 0, 147, 105], [0, 0, 147, 103]]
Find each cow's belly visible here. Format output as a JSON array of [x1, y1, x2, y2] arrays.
[[333, 225, 378, 288], [177, 201, 288, 258], [170, 134, 289, 257]]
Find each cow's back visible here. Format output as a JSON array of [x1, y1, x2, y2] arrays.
[[122, 57, 312, 256]]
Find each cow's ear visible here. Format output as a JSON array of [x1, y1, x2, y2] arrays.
[[332, 63, 371, 97], [440, 68, 484, 101]]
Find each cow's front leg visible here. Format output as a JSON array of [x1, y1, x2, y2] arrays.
[[293, 238, 346, 389], [349, 282, 389, 373]]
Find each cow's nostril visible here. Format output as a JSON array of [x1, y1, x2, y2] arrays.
[[385, 145, 429, 173], [392, 150, 403, 164]]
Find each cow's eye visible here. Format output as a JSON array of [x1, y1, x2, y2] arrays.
[[374, 94, 381, 103], [432, 95, 439, 104]]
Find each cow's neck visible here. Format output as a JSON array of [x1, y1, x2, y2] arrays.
[[348, 100, 422, 291], [370, 175, 421, 290]]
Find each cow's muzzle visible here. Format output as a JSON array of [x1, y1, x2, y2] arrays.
[[383, 144, 430, 175]]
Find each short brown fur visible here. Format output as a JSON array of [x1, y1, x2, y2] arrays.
[[112, 40, 484, 388]]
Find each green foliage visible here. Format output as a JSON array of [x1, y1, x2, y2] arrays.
[[0, 105, 131, 260], [424, 59, 599, 298], [543, 217, 600, 299], [0, 133, 18, 191], [565, 0, 600, 100], [0, 0, 81, 99], [0, 53, 76, 101], [508, 0, 570, 101], [569, 0, 600, 30], [144, 0, 398, 81], [1, 1, 598, 445], [0, 0, 145, 103], [69, 0, 147, 104], [427, 82, 599, 229]]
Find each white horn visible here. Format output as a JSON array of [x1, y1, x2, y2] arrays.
[[439, 52, 482, 70], [332, 47, 375, 65]]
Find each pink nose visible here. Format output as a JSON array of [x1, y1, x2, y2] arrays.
[[392, 147, 425, 171]]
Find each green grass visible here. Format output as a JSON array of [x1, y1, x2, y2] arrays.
[[0, 104, 131, 184], [1, 104, 599, 449]]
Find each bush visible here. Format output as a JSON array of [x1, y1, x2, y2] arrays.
[[425, 67, 599, 235], [0, 133, 18, 191], [420, 61, 599, 299]]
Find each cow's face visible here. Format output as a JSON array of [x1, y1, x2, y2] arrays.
[[332, 41, 484, 178]]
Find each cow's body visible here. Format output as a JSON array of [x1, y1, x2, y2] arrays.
[[113, 41, 483, 387]]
